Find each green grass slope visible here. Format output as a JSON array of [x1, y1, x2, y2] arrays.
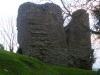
[[0, 49, 97, 75]]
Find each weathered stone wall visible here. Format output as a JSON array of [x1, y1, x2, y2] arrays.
[[17, 2, 68, 66], [17, 2, 92, 69], [64, 9, 92, 69]]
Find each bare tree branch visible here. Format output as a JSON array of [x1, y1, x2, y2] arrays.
[[0, 16, 18, 52]]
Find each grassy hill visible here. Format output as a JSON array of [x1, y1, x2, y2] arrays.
[[0, 49, 97, 75]]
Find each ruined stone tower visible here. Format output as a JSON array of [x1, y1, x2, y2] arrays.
[[64, 9, 92, 69], [17, 2, 92, 69], [17, 2, 68, 66]]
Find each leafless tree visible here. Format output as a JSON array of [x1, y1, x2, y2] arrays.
[[33, 0, 100, 44], [0, 16, 18, 52]]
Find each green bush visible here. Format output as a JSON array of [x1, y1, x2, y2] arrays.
[[97, 69, 100, 75]]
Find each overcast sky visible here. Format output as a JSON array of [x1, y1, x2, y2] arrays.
[[0, 0, 33, 17], [0, 0, 100, 70], [0, 0, 63, 17]]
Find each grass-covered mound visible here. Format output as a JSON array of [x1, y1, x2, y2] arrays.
[[0, 49, 97, 75], [49, 66, 97, 75]]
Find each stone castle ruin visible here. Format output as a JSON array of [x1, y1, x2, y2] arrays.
[[64, 9, 92, 69], [17, 2, 68, 66], [17, 2, 92, 69]]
